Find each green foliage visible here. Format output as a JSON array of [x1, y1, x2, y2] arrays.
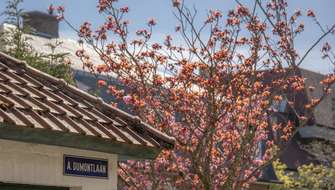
[[1, 0, 31, 57], [272, 160, 335, 190], [3, 0, 24, 26], [0, 0, 75, 84], [21, 52, 74, 84]]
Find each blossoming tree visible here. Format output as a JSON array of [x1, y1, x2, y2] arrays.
[[51, 0, 335, 189]]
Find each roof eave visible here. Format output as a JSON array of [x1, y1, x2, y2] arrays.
[[298, 125, 335, 141], [0, 122, 162, 160]]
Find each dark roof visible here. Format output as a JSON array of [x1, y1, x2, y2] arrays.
[[300, 69, 335, 128], [258, 164, 278, 183], [74, 70, 134, 114], [22, 11, 58, 21], [0, 52, 175, 158], [258, 68, 335, 183], [263, 68, 335, 128], [298, 125, 335, 141]]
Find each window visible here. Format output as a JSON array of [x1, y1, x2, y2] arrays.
[[271, 98, 287, 113]]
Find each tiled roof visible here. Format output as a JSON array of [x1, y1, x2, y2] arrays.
[[0, 52, 175, 152]]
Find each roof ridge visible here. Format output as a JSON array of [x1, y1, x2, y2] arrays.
[[299, 67, 325, 77], [0, 51, 175, 146]]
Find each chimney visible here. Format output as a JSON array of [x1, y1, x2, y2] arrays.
[[22, 11, 59, 38]]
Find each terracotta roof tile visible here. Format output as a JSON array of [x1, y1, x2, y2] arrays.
[[0, 52, 175, 150]]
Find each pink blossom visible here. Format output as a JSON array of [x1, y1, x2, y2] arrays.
[[98, 80, 106, 87], [172, 0, 181, 7], [123, 95, 132, 104], [120, 6, 129, 13], [322, 42, 331, 52], [148, 18, 157, 26], [307, 9, 315, 17]]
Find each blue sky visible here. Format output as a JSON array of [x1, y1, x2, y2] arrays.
[[0, 0, 334, 73]]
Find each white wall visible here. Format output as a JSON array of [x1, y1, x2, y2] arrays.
[[0, 139, 117, 190]]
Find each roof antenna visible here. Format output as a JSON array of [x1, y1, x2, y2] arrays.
[[48, 4, 54, 15]]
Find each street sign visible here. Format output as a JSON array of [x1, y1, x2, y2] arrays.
[[63, 155, 108, 178]]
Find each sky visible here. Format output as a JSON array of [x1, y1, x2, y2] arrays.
[[0, 0, 334, 73]]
